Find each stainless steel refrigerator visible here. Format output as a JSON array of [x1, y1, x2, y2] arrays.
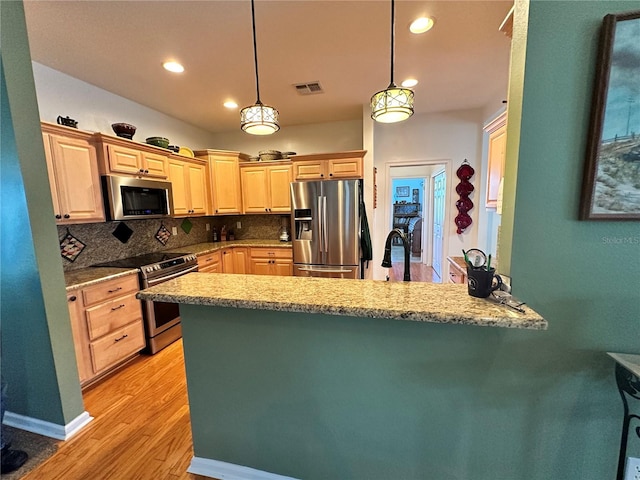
[[290, 179, 361, 279]]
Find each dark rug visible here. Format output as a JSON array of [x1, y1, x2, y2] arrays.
[[2, 425, 59, 479]]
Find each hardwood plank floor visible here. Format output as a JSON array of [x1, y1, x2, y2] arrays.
[[23, 340, 211, 480], [388, 246, 441, 282]]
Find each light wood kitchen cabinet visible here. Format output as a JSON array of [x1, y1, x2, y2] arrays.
[[447, 256, 468, 284], [41, 123, 105, 224], [240, 162, 292, 213], [194, 149, 248, 215], [250, 247, 293, 276], [221, 247, 250, 274], [197, 251, 221, 273], [67, 274, 145, 387], [93, 133, 169, 179], [484, 112, 507, 209], [292, 150, 365, 181], [168, 157, 208, 216]]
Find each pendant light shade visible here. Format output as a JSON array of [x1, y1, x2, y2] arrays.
[[371, 0, 414, 123], [240, 0, 279, 135]]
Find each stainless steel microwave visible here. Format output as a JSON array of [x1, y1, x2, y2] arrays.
[[102, 175, 174, 221]]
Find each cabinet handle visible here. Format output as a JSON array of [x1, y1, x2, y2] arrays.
[[114, 334, 129, 342], [215, 209, 218, 213], [265, 208, 269, 212], [55, 214, 62, 219], [111, 304, 126, 311], [107, 287, 122, 293], [139, 168, 145, 173], [63, 214, 70, 219], [68, 295, 77, 302], [144, 169, 149, 174]]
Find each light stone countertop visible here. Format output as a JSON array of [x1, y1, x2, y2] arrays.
[[64, 267, 139, 291], [607, 352, 640, 377], [166, 240, 291, 256], [64, 240, 291, 291], [137, 272, 548, 330]]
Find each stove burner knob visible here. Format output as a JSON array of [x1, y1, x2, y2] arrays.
[[155, 265, 161, 270]]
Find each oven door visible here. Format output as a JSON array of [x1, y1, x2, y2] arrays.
[[142, 264, 198, 343]]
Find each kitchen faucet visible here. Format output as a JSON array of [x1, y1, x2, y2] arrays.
[[381, 228, 411, 281]]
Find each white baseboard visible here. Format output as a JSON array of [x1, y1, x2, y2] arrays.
[[188, 456, 300, 480], [3, 410, 93, 440]]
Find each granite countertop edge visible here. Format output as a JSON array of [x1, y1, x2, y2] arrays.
[[137, 273, 548, 331], [166, 240, 292, 256]]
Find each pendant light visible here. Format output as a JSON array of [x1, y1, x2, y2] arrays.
[[370, 0, 414, 123], [240, 0, 279, 135]]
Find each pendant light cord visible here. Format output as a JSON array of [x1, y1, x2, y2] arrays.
[[250, 0, 262, 104], [389, 0, 395, 87]]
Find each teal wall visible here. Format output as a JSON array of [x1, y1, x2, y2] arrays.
[[1, 1, 84, 424]]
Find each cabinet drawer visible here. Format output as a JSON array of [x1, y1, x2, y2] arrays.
[[250, 247, 292, 259], [82, 275, 139, 306], [197, 251, 220, 267], [85, 292, 143, 340], [449, 270, 464, 284], [90, 321, 145, 373]]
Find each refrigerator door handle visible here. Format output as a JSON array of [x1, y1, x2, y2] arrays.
[[323, 196, 328, 254], [317, 196, 324, 253]]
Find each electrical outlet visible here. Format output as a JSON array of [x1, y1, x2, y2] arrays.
[[625, 457, 640, 480], [171, 227, 178, 236], [206, 223, 210, 231], [236, 221, 242, 229]]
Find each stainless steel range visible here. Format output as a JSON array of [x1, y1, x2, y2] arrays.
[[95, 252, 198, 354]]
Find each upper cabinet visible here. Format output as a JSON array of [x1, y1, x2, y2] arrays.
[[168, 156, 209, 216], [41, 122, 105, 224], [484, 112, 507, 210], [92, 133, 169, 179], [292, 150, 365, 181], [240, 162, 293, 213], [194, 149, 247, 215]]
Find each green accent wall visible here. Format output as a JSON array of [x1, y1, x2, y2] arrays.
[[1, 1, 84, 424]]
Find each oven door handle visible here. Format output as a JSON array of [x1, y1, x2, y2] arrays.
[[145, 264, 199, 287]]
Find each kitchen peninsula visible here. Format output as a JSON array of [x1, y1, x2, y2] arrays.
[[138, 274, 547, 480]]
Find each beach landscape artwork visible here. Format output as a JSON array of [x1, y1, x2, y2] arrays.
[[581, 11, 640, 220]]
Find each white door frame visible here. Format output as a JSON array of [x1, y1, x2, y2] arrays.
[[385, 159, 452, 275]]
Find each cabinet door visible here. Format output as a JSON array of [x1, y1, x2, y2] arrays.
[[212, 157, 242, 214], [106, 144, 143, 175], [268, 165, 293, 212], [293, 160, 326, 180], [188, 162, 208, 214], [67, 290, 92, 384], [49, 134, 105, 224], [274, 259, 293, 276], [232, 248, 250, 274], [142, 152, 168, 178], [486, 124, 506, 209], [251, 258, 273, 275], [43, 133, 63, 220], [241, 166, 269, 213], [328, 157, 363, 179], [168, 160, 190, 216]]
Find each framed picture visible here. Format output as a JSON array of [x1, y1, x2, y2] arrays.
[[396, 186, 409, 197], [580, 10, 640, 220]]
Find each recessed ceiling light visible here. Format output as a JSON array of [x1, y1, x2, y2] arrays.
[[224, 101, 239, 109], [162, 61, 184, 73], [401, 78, 418, 88], [409, 17, 435, 34]]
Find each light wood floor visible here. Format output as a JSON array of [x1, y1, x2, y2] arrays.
[[23, 340, 210, 480], [388, 246, 442, 283]]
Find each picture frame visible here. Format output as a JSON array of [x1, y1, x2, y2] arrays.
[[396, 186, 409, 197], [580, 10, 640, 220]]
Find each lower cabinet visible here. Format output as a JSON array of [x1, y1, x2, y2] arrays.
[[250, 247, 293, 276], [447, 256, 468, 284], [67, 274, 145, 387]]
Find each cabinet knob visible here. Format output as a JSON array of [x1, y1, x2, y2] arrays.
[[68, 295, 77, 302], [55, 214, 62, 219], [144, 169, 149, 174], [63, 214, 70, 219], [139, 168, 144, 173], [320, 174, 324, 178], [329, 173, 333, 177], [265, 208, 269, 212]]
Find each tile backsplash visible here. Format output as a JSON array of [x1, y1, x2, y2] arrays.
[[59, 214, 288, 270]]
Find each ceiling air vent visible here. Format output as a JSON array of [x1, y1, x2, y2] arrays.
[[294, 82, 324, 95]]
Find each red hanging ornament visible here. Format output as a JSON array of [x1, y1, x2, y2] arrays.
[[454, 160, 475, 234]]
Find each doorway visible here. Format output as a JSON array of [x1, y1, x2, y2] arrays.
[[386, 161, 449, 283]]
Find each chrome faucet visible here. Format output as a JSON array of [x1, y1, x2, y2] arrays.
[[381, 228, 411, 281]]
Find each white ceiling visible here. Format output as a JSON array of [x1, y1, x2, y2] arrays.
[[23, 0, 512, 134]]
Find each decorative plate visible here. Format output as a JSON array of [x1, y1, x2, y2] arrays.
[[178, 146, 194, 158], [456, 163, 475, 180], [455, 182, 475, 196]]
